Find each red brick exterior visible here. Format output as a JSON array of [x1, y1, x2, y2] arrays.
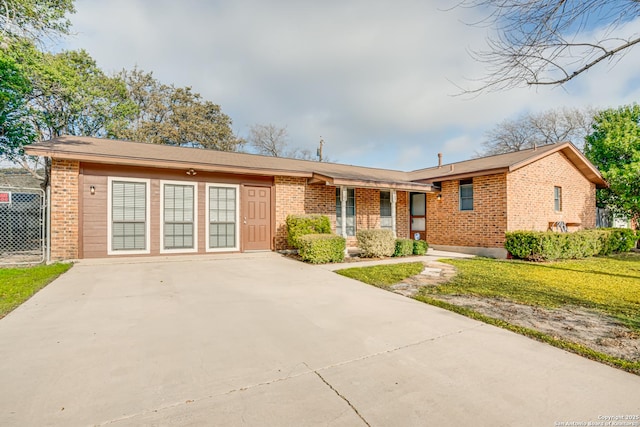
[[426, 173, 508, 248], [50, 159, 79, 260], [396, 191, 409, 239], [46, 151, 599, 259], [506, 152, 596, 231]]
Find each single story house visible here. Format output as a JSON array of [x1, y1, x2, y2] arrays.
[[25, 136, 606, 260]]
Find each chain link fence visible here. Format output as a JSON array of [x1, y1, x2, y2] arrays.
[[0, 186, 46, 265]]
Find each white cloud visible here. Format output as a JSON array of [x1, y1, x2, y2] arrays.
[[65, 1, 640, 170]]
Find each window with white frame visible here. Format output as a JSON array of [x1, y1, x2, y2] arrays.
[[380, 191, 392, 230], [459, 179, 474, 211], [554, 186, 562, 212], [109, 178, 149, 253], [208, 185, 238, 250], [336, 187, 356, 236], [162, 182, 196, 252]]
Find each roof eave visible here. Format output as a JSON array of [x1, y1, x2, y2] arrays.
[[310, 173, 433, 192], [24, 146, 312, 178]]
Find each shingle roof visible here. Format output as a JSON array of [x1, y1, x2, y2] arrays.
[[0, 169, 44, 188], [25, 136, 432, 192], [409, 142, 607, 187], [24, 136, 606, 189]]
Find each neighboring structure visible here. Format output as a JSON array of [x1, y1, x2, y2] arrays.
[[25, 137, 606, 260]]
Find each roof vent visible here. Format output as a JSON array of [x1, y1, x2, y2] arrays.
[[450, 164, 454, 172], [438, 153, 442, 168]]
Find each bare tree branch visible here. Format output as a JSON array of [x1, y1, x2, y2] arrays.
[[457, 0, 640, 93]]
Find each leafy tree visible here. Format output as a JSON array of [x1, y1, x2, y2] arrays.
[[113, 68, 242, 151], [0, 0, 75, 45], [28, 48, 135, 140], [458, 0, 640, 92], [480, 107, 595, 155], [584, 104, 640, 229], [0, 48, 34, 159]]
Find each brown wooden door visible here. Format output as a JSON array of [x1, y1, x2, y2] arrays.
[[242, 186, 271, 251]]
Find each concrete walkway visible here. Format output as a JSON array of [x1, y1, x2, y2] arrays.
[[319, 248, 475, 271], [0, 252, 638, 426]]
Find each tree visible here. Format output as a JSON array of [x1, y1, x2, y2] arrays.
[[0, 47, 34, 160], [479, 107, 595, 156], [0, 0, 75, 46], [458, 0, 640, 92], [113, 68, 242, 151], [247, 123, 331, 161], [248, 123, 289, 157], [584, 104, 640, 229]]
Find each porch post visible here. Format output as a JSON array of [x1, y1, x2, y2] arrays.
[[391, 189, 397, 238], [340, 186, 347, 238]]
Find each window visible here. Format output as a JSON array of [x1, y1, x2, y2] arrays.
[[207, 184, 238, 250], [380, 191, 392, 230], [410, 193, 426, 232], [554, 186, 562, 212], [336, 188, 355, 236], [161, 182, 196, 252], [108, 178, 150, 254], [459, 179, 473, 211]]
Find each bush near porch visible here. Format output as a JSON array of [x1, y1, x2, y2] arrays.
[[286, 214, 332, 248], [505, 228, 638, 261], [298, 234, 346, 264], [357, 229, 396, 258]]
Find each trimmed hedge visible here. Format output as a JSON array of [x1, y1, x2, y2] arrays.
[[286, 214, 331, 248], [505, 228, 638, 261], [413, 240, 429, 255], [357, 229, 396, 258], [298, 234, 346, 264], [394, 239, 414, 257]]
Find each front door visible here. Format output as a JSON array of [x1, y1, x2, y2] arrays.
[[242, 186, 271, 251]]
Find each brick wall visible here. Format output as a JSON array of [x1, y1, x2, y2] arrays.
[[274, 178, 409, 250], [507, 151, 596, 231], [426, 173, 508, 248], [50, 159, 79, 260], [396, 191, 409, 239]]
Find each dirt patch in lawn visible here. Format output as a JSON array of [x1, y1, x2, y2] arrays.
[[394, 261, 640, 363]]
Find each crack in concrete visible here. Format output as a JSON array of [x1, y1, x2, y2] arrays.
[[311, 367, 371, 427], [97, 325, 483, 425]]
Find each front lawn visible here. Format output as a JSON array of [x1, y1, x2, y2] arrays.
[[336, 262, 424, 288], [427, 253, 640, 330], [0, 263, 72, 318], [334, 253, 640, 374]]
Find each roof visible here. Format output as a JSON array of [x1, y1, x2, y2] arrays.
[[24, 137, 607, 190], [0, 168, 44, 188], [409, 142, 607, 188], [24, 136, 433, 192]]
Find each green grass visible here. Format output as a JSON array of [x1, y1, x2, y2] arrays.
[[0, 263, 72, 318], [426, 253, 640, 330], [336, 262, 424, 288], [334, 254, 640, 374]]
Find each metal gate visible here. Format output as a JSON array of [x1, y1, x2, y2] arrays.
[[0, 186, 46, 265]]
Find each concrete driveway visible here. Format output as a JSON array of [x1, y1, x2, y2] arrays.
[[0, 253, 638, 426]]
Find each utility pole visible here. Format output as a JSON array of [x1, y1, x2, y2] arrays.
[[317, 137, 324, 162]]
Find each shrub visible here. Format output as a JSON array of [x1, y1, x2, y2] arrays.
[[298, 234, 345, 264], [394, 239, 414, 257], [505, 228, 638, 261], [286, 214, 331, 248], [413, 240, 429, 255], [356, 229, 396, 258]]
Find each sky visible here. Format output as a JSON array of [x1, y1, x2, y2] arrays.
[[63, 0, 640, 171]]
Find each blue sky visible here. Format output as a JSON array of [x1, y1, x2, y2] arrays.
[[63, 0, 640, 171]]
